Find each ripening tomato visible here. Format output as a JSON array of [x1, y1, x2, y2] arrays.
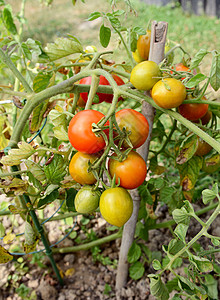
[[175, 63, 190, 72], [75, 186, 100, 213], [137, 30, 151, 61], [108, 151, 147, 189], [194, 110, 212, 125], [79, 74, 124, 104], [195, 138, 212, 157], [130, 61, 161, 91], [178, 97, 209, 121], [99, 187, 133, 227], [115, 109, 149, 149], [151, 78, 186, 109], [69, 151, 99, 185], [68, 110, 108, 154]]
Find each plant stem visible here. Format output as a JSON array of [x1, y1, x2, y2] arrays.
[[0, 49, 32, 93], [52, 230, 122, 254], [0, 170, 27, 178]]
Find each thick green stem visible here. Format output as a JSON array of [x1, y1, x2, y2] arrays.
[[0, 49, 32, 93], [52, 230, 122, 254]]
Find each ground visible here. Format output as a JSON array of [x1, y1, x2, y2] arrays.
[[0, 196, 219, 300]]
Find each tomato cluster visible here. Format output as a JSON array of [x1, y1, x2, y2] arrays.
[[67, 107, 149, 227]]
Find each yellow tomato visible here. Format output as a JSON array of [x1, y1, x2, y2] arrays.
[[151, 78, 186, 109]]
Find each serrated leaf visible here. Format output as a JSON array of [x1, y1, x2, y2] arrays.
[[190, 49, 208, 70], [44, 154, 66, 184], [0, 178, 28, 195], [127, 242, 141, 263], [133, 26, 146, 35], [174, 223, 188, 242], [172, 207, 190, 225], [49, 109, 67, 127], [0, 245, 13, 264], [176, 135, 198, 164], [149, 275, 169, 300], [168, 239, 185, 256], [27, 172, 44, 191], [3, 7, 17, 35], [24, 160, 46, 181], [99, 24, 111, 48], [0, 142, 36, 166], [185, 73, 207, 88], [53, 125, 69, 141], [159, 186, 175, 204], [152, 259, 162, 270], [177, 156, 203, 191], [138, 185, 153, 205], [37, 188, 59, 208], [129, 261, 145, 280], [210, 52, 220, 91], [190, 255, 213, 272], [87, 11, 101, 21], [45, 37, 83, 61]]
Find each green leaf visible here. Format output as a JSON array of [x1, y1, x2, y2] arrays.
[[210, 51, 220, 91], [176, 134, 198, 164], [129, 261, 145, 280], [33, 73, 53, 93], [190, 49, 209, 70], [21, 42, 32, 60], [178, 275, 195, 292], [152, 259, 162, 270], [177, 156, 203, 191], [174, 223, 188, 242], [27, 172, 44, 191], [172, 207, 190, 225], [99, 24, 111, 48], [211, 237, 220, 246], [0, 142, 36, 166], [149, 275, 169, 300], [112, 9, 125, 16], [185, 73, 207, 88], [159, 186, 175, 205], [25, 38, 43, 62], [133, 26, 146, 35], [2, 7, 17, 35], [44, 154, 66, 184], [205, 274, 218, 299], [29, 100, 49, 133], [0, 222, 5, 238], [202, 184, 218, 205], [87, 11, 101, 21], [127, 242, 141, 263], [166, 278, 180, 293], [66, 188, 77, 212], [24, 160, 46, 181], [138, 185, 153, 205], [45, 37, 83, 61], [0, 0, 5, 5], [168, 239, 185, 256], [190, 255, 213, 273], [37, 188, 59, 208], [130, 31, 137, 52], [53, 125, 69, 141]]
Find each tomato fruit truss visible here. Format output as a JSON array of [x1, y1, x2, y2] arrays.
[[115, 109, 149, 149], [195, 137, 212, 157], [68, 110, 108, 154], [130, 61, 161, 91], [75, 186, 100, 213], [69, 152, 99, 185], [99, 187, 133, 227], [79, 74, 124, 104], [151, 78, 186, 109], [178, 97, 209, 121], [108, 150, 147, 190]]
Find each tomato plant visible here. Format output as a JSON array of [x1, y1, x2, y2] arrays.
[[195, 110, 212, 125], [115, 109, 149, 149], [130, 61, 161, 90], [74, 186, 100, 213], [178, 97, 209, 121], [151, 78, 186, 109], [79, 74, 124, 104], [99, 187, 133, 227], [69, 152, 99, 185], [108, 151, 147, 189], [68, 110, 107, 154]]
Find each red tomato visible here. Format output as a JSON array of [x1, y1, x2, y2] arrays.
[[108, 150, 147, 189], [68, 110, 108, 154], [115, 109, 149, 149], [194, 110, 212, 125], [195, 138, 212, 157], [79, 74, 124, 104], [178, 97, 209, 121]]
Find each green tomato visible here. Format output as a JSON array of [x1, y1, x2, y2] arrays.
[[75, 186, 100, 213]]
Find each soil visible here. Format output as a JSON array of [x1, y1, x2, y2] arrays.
[[0, 195, 219, 300]]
